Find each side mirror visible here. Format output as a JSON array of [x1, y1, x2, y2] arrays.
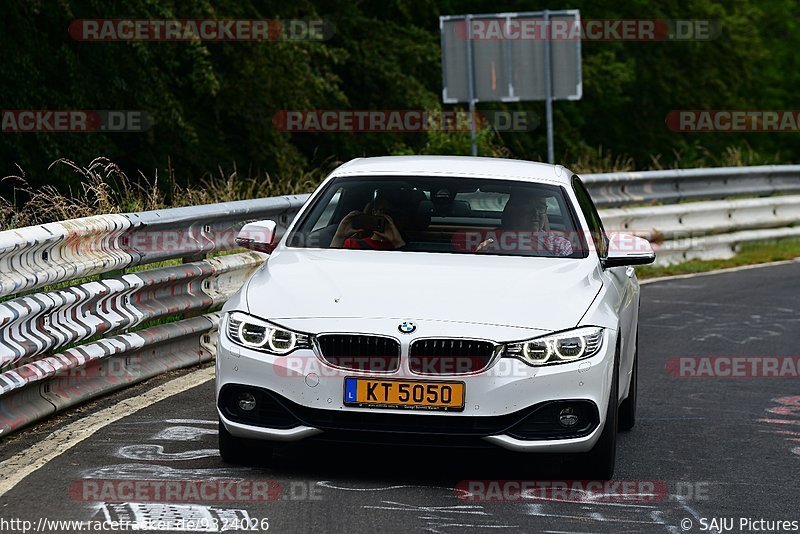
[[602, 233, 656, 268], [235, 220, 278, 254]]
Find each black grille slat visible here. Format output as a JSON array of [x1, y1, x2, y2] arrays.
[[409, 338, 495, 375], [317, 334, 400, 373]]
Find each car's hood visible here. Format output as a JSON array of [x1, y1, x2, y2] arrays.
[[244, 248, 602, 332]]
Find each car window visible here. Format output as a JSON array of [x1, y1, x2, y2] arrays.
[[288, 175, 587, 258], [311, 188, 342, 231], [572, 176, 607, 257]]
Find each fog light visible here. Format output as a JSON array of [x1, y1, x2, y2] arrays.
[[237, 392, 256, 412], [559, 407, 579, 427]]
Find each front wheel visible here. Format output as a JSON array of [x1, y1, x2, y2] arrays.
[[218, 419, 274, 466], [568, 341, 619, 480]]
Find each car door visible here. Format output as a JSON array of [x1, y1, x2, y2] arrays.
[[572, 176, 637, 401]]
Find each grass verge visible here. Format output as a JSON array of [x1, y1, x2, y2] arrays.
[[637, 238, 800, 279]]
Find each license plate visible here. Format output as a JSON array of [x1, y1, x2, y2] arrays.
[[343, 377, 465, 412]]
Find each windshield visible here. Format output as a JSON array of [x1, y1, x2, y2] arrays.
[[287, 176, 587, 258]]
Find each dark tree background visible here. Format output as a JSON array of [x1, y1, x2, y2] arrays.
[[2, 0, 798, 194]]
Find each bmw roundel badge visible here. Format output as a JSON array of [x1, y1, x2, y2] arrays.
[[398, 321, 416, 334]]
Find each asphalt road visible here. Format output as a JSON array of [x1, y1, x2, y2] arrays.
[[2, 262, 799, 533]]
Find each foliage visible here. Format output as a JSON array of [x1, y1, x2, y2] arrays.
[[1, 0, 797, 200]]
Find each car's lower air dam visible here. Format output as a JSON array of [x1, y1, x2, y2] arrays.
[[219, 385, 300, 429], [505, 400, 599, 440]]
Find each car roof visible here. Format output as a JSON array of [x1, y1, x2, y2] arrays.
[[329, 156, 573, 185]]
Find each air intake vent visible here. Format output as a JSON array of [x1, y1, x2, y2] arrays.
[[409, 339, 497, 374], [316, 334, 400, 373]]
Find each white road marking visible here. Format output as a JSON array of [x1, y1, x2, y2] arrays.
[[523, 501, 679, 530], [317, 480, 471, 498], [423, 521, 518, 533], [98, 502, 249, 532], [82, 463, 250, 480], [577, 500, 658, 509], [116, 444, 219, 461], [163, 419, 217, 425], [152, 425, 217, 441], [0, 366, 214, 497], [362, 501, 488, 515], [675, 496, 720, 534], [517, 492, 660, 506], [523, 509, 665, 525]]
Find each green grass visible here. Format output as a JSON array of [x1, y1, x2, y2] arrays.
[[637, 237, 800, 279], [124, 258, 184, 273]]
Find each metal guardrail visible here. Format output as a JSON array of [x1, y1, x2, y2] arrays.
[[0, 164, 798, 436], [0, 252, 266, 372], [653, 226, 800, 264], [584, 165, 800, 207], [0, 196, 308, 299], [0, 197, 307, 436], [601, 196, 800, 237], [600, 195, 800, 263], [0, 314, 221, 434]]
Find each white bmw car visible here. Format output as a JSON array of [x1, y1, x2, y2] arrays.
[[216, 156, 654, 479]]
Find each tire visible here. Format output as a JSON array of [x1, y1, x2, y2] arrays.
[[570, 340, 619, 480], [618, 333, 638, 431], [218, 419, 274, 466]]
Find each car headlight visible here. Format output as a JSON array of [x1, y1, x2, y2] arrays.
[[504, 327, 604, 366], [226, 311, 310, 355]]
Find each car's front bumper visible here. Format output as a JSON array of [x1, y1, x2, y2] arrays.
[[215, 317, 616, 453]]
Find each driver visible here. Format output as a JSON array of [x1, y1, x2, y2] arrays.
[[477, 192, 573, 256], [330, 193, 407, 250]]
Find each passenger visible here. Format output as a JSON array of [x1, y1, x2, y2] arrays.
[[477, 192, 573, 256], [330, 193, 407, 250]]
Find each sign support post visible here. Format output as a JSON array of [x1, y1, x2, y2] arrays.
[[465, 15, 478, 156], [543, 10, 555, 163]]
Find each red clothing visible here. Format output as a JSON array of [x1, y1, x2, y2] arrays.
[[343, 237, 395, 250]]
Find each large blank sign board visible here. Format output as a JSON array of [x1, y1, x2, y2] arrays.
[[441, 12, 582, 103]]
